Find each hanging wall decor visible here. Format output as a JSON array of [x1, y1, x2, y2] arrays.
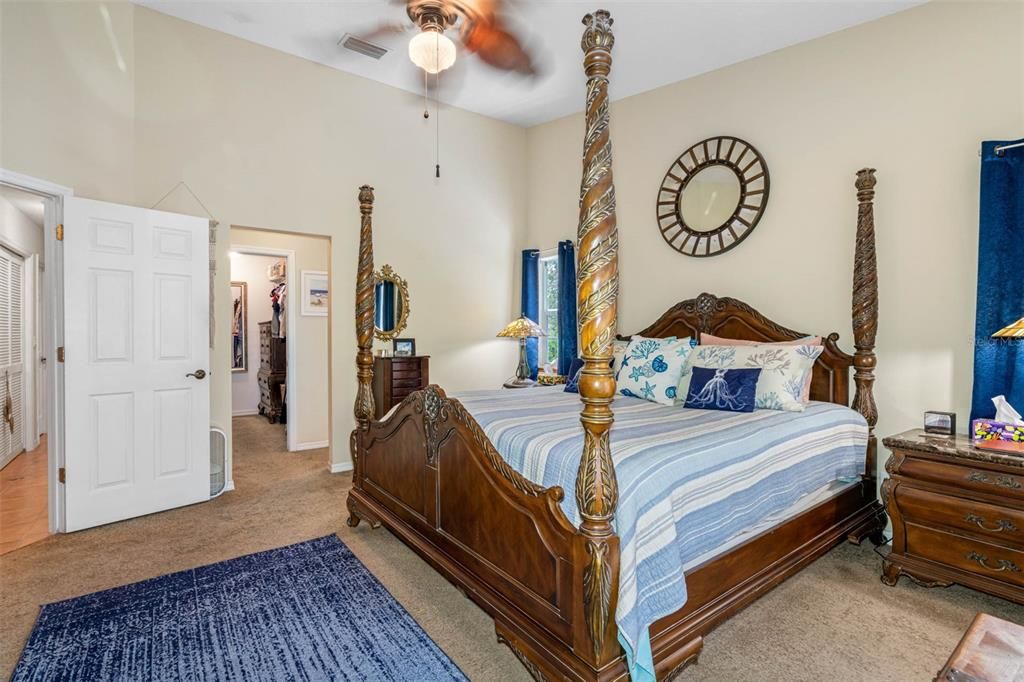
[[301, 270, 329, 317], [656, 136, 769, 257]]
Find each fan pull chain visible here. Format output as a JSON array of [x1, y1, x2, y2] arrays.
[[435, 70, 441, 178], [423, 68, 430, 119]]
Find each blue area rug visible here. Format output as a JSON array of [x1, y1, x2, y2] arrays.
[[13, 535, 468, 681]]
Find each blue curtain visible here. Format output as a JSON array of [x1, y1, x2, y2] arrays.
[[971, 138, 1024, 421], [521, 249, 540, 380], [557, 241, 578, 375], [375, 281, 395, 330]]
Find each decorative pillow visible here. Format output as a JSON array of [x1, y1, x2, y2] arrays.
[[610, 339, 630, 378], [563, 358, 585, 393], [617, 336, 693, 406], [678, 343, 824, 412], [698, 333, 822, 400], [684, 367, 762, 412], [612, 336, 677, 379]]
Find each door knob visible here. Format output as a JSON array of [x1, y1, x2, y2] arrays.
[[186, 369, 207, 380]]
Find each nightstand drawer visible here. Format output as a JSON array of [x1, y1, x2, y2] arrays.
[[392, 377, 425, 389], [899, 456, 1024, 501], [896, 486, 1024, 547], [906, 525, 1024, 587]]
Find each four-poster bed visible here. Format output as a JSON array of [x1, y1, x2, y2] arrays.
[[346, 9, 885, 680]]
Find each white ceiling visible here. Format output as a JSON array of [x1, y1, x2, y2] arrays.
[[136, 0, 924, 127], [0, 185, 45, 228]]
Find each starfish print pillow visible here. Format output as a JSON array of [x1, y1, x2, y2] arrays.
[[617, 336, 693, 406]]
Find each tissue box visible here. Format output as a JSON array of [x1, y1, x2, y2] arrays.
[[972, 419, 1024, 454]]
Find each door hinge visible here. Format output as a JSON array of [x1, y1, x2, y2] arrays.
[[56, 223, 64, 241], [57, 346, 65, 363], [58, 467, 66, 484]]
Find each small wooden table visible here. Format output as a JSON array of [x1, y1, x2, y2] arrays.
[[938, 613, 1024, 681]]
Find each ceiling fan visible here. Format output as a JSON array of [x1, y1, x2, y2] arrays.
[[350, 0, 539, 178], [357, 0, 538, 77]]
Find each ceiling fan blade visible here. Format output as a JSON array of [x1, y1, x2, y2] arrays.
[[459, 19, 537, 75], [351, 21, 413, 43]]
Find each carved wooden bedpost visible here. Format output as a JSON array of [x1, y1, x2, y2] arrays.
[[576, 9, 620, 661], [851, 169, 879, 484], [352, 186, 376, 465]]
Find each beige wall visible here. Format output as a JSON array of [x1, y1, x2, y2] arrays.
[[525, 1, 1024, 479], [1, 2, 526, 471], [229, 228, 330, 450]]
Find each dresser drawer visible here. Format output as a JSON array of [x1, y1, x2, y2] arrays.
[[906, 525, 1024, 587], [896, 486, 1024, 547], [392, 368, 423, 380], [898, 455, 1024, 501], [392, 377, 424, 389]]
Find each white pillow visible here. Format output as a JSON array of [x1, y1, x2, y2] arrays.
[[610, 339, 630, 378], [678, 343, 823, 412], [617, 336, 693, 406]]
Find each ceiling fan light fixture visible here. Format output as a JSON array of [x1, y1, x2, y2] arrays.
[[409, 28, 456, 74]]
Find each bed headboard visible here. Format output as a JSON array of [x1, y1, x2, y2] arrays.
[[630, 293, 854, 407]]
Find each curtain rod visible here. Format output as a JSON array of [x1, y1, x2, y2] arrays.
[[995, 141, 1024, 156]]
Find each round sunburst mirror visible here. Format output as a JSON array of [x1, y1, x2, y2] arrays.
[[656, 136, 769, 257]]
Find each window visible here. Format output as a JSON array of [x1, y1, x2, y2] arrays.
[[538, 255, 559, 372]]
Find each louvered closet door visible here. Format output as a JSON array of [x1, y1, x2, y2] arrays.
[[0, 246, 25, 468]]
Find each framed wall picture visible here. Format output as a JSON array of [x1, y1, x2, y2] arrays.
[[301, 270, 329, 316], [231, 281, 248, 372], [393, 338, 416, 357]]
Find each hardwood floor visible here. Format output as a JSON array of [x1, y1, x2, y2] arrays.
[[0, 436, 48, 555]]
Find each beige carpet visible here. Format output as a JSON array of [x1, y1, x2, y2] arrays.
[[1, 416, 1020, 680]]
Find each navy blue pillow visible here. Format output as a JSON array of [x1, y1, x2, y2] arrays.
[[683, 367, 762, 412], [564, 358, 585, 393]]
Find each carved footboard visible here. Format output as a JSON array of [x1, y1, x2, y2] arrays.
[[347, 385, 617, 679]]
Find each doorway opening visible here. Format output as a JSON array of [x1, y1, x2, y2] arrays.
[[0, 176, 64, 552], [228, 226, 331, 488]]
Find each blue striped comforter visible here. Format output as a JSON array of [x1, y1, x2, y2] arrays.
[[453, 387, 866, 681]]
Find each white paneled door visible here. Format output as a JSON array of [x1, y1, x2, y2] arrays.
[[63, 198, 209, 531]]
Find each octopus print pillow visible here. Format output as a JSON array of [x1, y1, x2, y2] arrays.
[[678, 343, 824, 412], [684, 367, 762, 412], [617, 336, 693, 406]]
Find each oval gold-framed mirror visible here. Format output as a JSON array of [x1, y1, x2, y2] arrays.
[[373, 264, 410, 341], [656, 136, 770, 257]]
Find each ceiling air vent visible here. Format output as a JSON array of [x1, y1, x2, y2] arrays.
[[339, 33, 389, 60]]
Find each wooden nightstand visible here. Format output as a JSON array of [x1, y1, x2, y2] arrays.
[[881, 430, 1024, 604], [372, 355, 429, 419]]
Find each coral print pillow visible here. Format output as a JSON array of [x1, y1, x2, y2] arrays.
[[679, 344, 824, 412], [617, 336, 693, 406], [684, 367, 762, 412], [610, 339, 630, 378]]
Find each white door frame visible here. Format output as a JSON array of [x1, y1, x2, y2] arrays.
[[0, 168, 73, 534], [228, 244, 299, 462]]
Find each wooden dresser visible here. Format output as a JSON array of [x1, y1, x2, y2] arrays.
[[257, 321, 287, 423], [372, 355, 429, 419], [881, 430, 1024, 604]]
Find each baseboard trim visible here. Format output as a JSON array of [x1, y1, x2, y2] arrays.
[[232, 409, 260, 417], [292, 440, 329, 452], [329, 461, 353, 474]]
